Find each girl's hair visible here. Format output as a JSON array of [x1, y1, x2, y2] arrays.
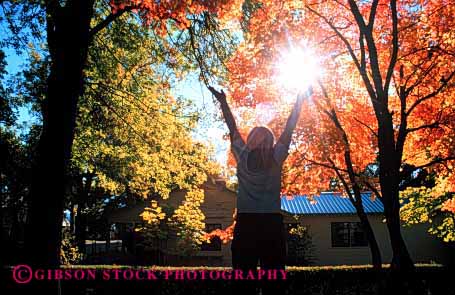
[[246, 126, 275, 172]]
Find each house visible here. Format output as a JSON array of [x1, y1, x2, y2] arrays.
[[281, 193, 451, 266], [108, 176, 236, 266], [107, 177, 452, 266]]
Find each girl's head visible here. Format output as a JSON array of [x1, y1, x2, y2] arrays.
[[246, 126, 275, 171], [246, 126, 275, 150]]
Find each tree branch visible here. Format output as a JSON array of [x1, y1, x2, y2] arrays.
[[300, 155, 350, 174], [406, 122, 441, 134], [347, 0, 367, 29], [384, 0, 398, 94], [305, 4, 377, 100], [404, 60, 439, 98], [188, 23, 210, 87], [411, 156, 455, 172], [406, 68, 455, 116], [328, 158, 356, 203], [318, 81, 365, 208], [347, 0, 383, 98], [362, 180, 383, 202], [89, 6, 132, 39], [354, 117, 378, 138], [367, 0, 379, 29]]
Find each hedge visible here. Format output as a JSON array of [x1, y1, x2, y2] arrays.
[[3, 264, 453, 295]]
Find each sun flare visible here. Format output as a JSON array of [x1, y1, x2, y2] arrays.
[[276, 47, 320, 98]]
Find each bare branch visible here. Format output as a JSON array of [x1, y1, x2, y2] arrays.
[[317, 81, 365, 207]]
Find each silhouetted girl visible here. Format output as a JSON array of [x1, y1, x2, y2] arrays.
[[208, 86, 311, 295]]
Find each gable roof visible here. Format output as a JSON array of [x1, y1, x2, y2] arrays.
[[280, 192, 383, 215]]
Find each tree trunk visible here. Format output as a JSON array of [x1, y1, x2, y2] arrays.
[[385, 193, 414, 271], [356, 209, 382, 269], [377, 112, 415, 272], [24, 0, 94, 267]]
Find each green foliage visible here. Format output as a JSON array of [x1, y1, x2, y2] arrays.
[[0, 1, 46, 51], [0, 49, 14, 126]]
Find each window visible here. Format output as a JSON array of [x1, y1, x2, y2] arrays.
[[201, 224, 222, 251], [331, 222, 368, 247]]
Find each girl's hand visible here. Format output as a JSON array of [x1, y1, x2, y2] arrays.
[[297, 86, 313, 101], [208, 86, 227, 102]]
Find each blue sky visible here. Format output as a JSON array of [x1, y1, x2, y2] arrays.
[[172, 74, 229, 165], [3, 47, 41, 133]]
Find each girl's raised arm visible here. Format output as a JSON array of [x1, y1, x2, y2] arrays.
[[208, 86, 244, 145], [277, 88, 313, 148]]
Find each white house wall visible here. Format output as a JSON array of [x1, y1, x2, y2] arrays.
[[299, 214, 451, 266]]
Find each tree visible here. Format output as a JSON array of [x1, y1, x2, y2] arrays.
[[0, 49, 39, 266], [0, 128, 32, 264], [0, 50, 14, 126], [1, 0, 242, 267], [224, 0, 455, 272], [222, 0, 384, 269], [71, 10, 222, 254], [286, 222, 315, 266]]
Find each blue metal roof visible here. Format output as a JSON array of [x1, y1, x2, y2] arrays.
[[280, 192, 383, 215]]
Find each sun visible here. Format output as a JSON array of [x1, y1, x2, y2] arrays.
[[276, 47, 320, 98]]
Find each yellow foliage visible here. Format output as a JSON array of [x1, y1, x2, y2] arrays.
[[401, 177, 455, 242]]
